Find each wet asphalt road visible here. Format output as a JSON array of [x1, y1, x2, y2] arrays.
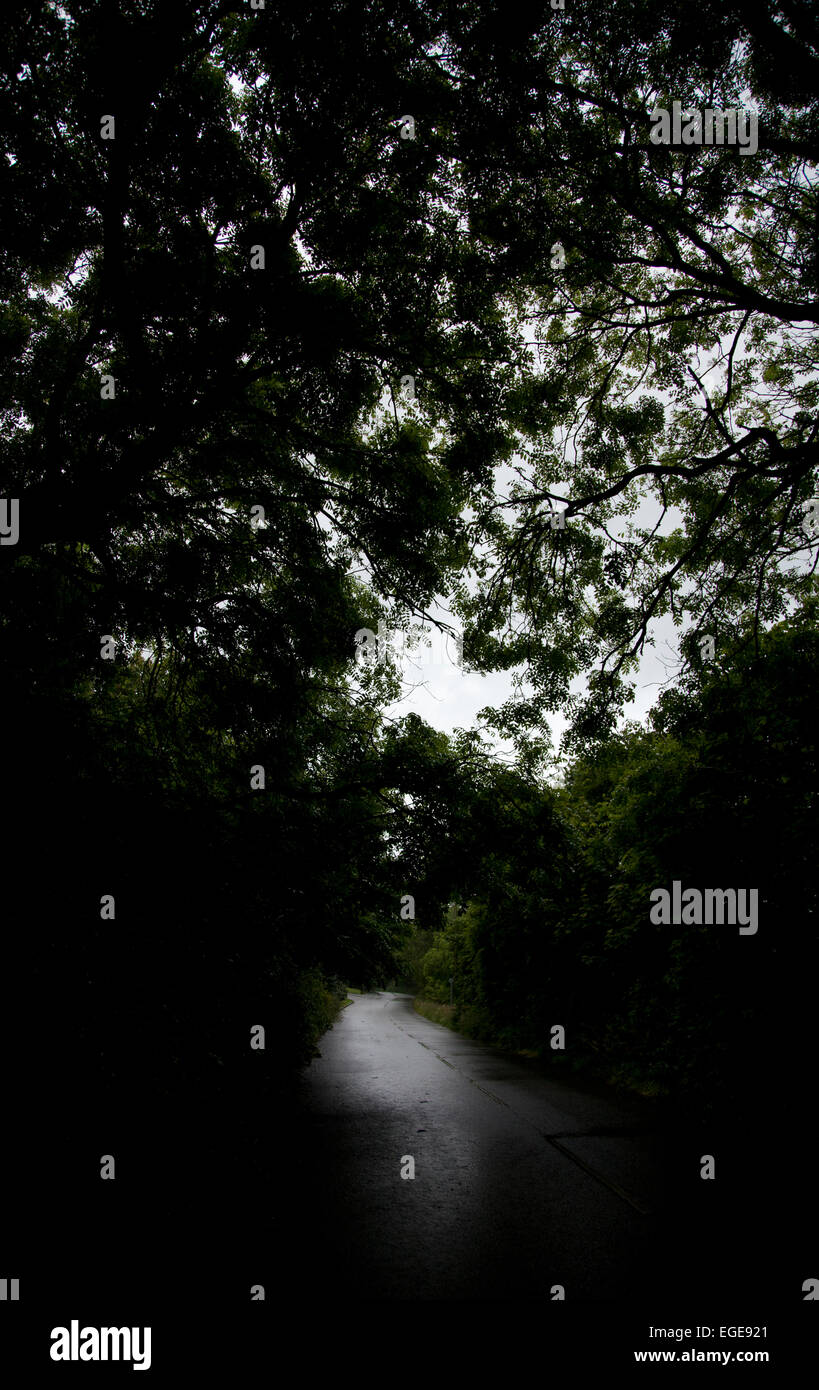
[[281, 993, 792, 1303], [285, 992, 670, 1300]]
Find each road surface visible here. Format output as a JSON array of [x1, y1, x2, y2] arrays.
[[282, 992, 691, 1299], [279, 993, 789, 1302]]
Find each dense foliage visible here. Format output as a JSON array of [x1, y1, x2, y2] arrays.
[[0, 1, 816, 1228], [406, 610, 818, 1120]]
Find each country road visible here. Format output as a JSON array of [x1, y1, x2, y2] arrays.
[[280, 992, 784, 1302]]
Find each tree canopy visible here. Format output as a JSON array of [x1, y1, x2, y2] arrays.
[[1, 0, 816, 1305]]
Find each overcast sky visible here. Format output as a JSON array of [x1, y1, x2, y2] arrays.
[[382, 600, 681, 765]]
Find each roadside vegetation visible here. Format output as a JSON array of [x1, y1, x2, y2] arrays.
[[403, 613, 818, 1122]]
